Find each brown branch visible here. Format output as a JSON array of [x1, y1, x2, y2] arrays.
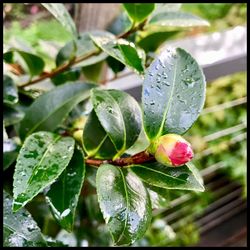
[[86, 150, 155, 167], [20, 51, 100, 88], [18, 18, 148, 88]]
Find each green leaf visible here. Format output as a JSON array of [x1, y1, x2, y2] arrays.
[[82, 61, 104, 83], [12, 132, 75, 212], [57, 31, 110, 68], [3, 191, 47, 247], [90, 89, 142, 158], [153, 3, 182, 15], [51, 68, 81, 85], [106, 56, 125, 74], [4, 138, 20, 171], [96, 164, 152, 246], [142, 47, 206, 140], [19, 82, 96, 141], [146, 184, 170, 209], [3, 51, 14, 63], [42, 3, 78, 38], [91, 34, 145, 75], [83, 110, 118, 159], [107, 12, 132, 35], [46, 146, 85, 232], [56, 40, 76, 66], [123, 3, 155, 24], [4, 75, 18, 106], [16, 50, 45, 77], [137, 31, 178, 52], [147, 11, 210, 28], [130, 162, 205, 192], [4, 105, 25, 127]]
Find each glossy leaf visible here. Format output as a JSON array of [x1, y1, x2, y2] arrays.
[[4, 75, 18, 106], [107, 12, 132, 35], [4, 138, 20, 171], [153, 3, 182, 15], [19, 82, 96, 140], [91, 35, 145, 75], [56, 40, 76, 66], [146, 184, 170, 209], [12, 132, 75, 212], [3, 51, 14, 63], [147, 11, 210, 28], [4, 105, 25, 127], [57, 31, 110, 68], [16, 50, 45, 76], [137, 31, 178, 52], [90, 89, 142, 158], [3, 191, 47, 247], [82, 61, 104, 83], [130, 162, 205, 192], [83, 110, 118, 159], [51, 68, 81, 85], [42, 3, 78, 38], [106, 56, 125, 74], [142, 47, 206, 140], [46, 146, 85, 232], [123, 3, 155, 24], [96, 164, 152, 246]]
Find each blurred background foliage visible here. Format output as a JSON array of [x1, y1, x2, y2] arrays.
[[3, 3, 246, 246]]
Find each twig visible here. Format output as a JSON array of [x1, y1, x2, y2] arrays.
[[18, 18, 148, 88], [85, 150, 155, 167]]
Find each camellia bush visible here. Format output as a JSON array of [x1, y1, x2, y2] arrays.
[[3, 3, 209, 247]]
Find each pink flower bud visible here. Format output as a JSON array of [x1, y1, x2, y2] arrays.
[[148, 134, 193, 167]]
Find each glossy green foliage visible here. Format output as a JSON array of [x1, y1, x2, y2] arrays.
[[13, 132, 75, 212], [91, 34, 145, 75], [16, 50, 45, 76], [4, 75, 18, 106], [3, 191, 47, 247], [19, 82, 95, 140], [46, 146, 85, 232], [83, 110, 118, 159], [51, 68, 81, 85], [42, 3, 78, 38], [106, 56, 125, 74], [123, 4, 155, 24], [142, 47, 206, 140], [96, 164, 152, 245], [131, 162, 204, 192], [147, 11, 209, 28], [83, 89, 142, 159], [56, 31, 110, 67]]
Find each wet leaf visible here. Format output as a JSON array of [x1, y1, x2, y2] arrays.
[[91, 34, 145, 75], [42, 3, 78, 38], [3, 191, 47, 247], [19, 82, 96, 140], [142, 47, 206, 140], [51, 68, 81, 85], [83, 110, 118, 159], [96, 164, 152, 246], [46, 146, 85, 232], [130, 162, 204, 192], [88, 89, 142, 159], [4, 75, 18, 106], [56, 31, 110, 67], [12, 132, 75, 212], [123, 4, 155, 24], [147, 11, 209, 28], [15, 50, 45, 77]]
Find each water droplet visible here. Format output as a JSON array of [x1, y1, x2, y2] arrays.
[[149, 72, 153, 76], [155, 64, 159, 70], [156, 78, 161, 83], [144, 88, 150, 96], [163, 81, 170, 86], [107, 106, 114, 114], [150, 101, 155, 105]]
